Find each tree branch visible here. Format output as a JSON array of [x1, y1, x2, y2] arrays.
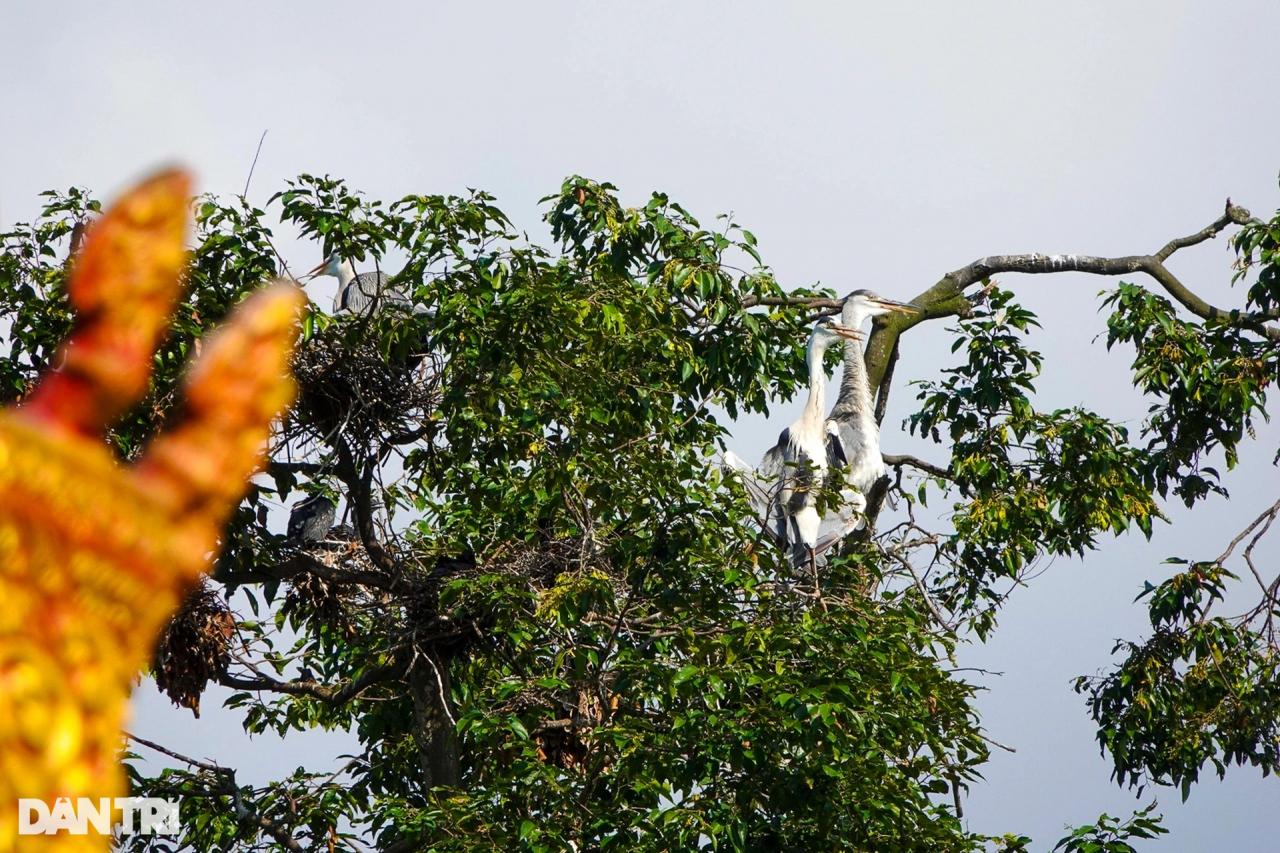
[[884, 550, 956, 632], [126, 731, 227, 775], [873, 339, 900, 425], [863, 198, 1277, 390], [220, 548, 403, 593], [219, 657, 404, 704], [882, 453, 953, 481], [740, 294, 842, 311], [268, 460, 326, 479], [334, 437, 397, 573], [742, 201, 1276, 396], [126, 732, 307, 852], [383, 423, 436, 448]]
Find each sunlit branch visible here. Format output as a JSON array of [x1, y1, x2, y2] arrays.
[[126, 732, 307, 852]]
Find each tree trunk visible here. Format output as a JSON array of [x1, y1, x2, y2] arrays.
[[409, 652, 461, 788]]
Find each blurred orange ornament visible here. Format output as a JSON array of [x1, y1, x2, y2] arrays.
[[0, 169, 305, 850]]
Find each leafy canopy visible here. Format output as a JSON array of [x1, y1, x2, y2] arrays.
[[3, 172, 1280, 851]]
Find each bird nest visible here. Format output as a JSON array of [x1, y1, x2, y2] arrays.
[[286, 321, 440, 451], [278, 522, 381, 634], [152, 581, 236, 717], [281, 567, 359, 640]]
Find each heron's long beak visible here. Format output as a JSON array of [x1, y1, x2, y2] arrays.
[[829, 322, 863, 342], [301, 260, 327, 282], [873, 298, 920, 315]]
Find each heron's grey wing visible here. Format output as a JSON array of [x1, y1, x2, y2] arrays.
[[368, 272, 414, 313], [722, 450, 784, 544], [727, 448, 783, 522], [726, 430, 795, 547], [721, 450, 751, 473], [286, 505, 305, 541], [722, 451, 768, 502], [288, 496, 337, 544], [381, 282, 412, 312], [758, 428, 790, 481], [335, 272, 391, 315], [813, 491, 866, 556], [763, 427, 823, 544], [334, 281, 360, 314], [827, 418, 887, 493], [758, 431, 796, 543], [825, 420, 849, 469], [351, 273, 383, 314]]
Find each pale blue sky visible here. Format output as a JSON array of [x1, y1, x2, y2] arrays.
[[3, 3, 1278, 849]]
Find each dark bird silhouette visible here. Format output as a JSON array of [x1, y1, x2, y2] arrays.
[[288, 495, 336, 544]]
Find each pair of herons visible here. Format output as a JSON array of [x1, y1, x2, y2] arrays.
[[286, 252, 413, 544], [725, 290, 917, 574], [287, 254, 917, 566]]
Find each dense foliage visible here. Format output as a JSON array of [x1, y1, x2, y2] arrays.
[[2, 172, 1278, 850]]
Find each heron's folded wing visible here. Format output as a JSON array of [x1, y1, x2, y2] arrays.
[[758, 429, 789, 481], [722, 451, 779, 524], [813, 489, 867, 557]]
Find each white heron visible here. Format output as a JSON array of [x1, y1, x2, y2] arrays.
[[303, 252, 412, 316], [824, 289, 919, 498], [751, 317, 864, 576]]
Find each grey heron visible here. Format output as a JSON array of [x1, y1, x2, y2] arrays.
[[288, 494, 337, 544], [303, 252, 412, 316], [824, 290, 919, 498], [754, 317, 864, 576]]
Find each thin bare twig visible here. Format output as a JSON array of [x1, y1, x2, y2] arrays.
[[219, 656, 403, 704], [883, 549, 956, 631], [126, 731, 227, 776], [1216, 497, 1280, 568], [126, 731, 307, 852], [242, 129, 268, 199]]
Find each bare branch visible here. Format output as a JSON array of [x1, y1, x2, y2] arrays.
[[882, 453, 953, 481], [241, 129, 268, 200], [243, 812, 307, 853], [883, 549, 956, 631], [740, 294, 842, 311], [1154, 200, 1256, 261], [873, 340, 899, 425], [943, 199, 1253, 295], [220, 548, 402, 592], [864, 198, 1277, 390], [740, 201, 1277, 399], [383, 423, 435, 447], [1215, 496, 1280, 567], [334, 437, 397, 573], [219, 658, 404, 704], [268, 460, 326, 480], [126, 731, 227, 776], [126, 731, 307, 852]]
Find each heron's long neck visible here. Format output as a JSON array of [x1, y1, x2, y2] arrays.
[[830, 307, 874, 424], [803, 337, 830, 425], [336, 259, 356, 289]]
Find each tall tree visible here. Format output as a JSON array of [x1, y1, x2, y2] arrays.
[[2, 173, 1276, 850]]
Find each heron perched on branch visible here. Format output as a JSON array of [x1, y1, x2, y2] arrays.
[[288, 494, 337, 544], [724, 291, 918, 574], [824, 290, 919, 496], [749, 317, 864, 576], [304, 252, 412, 316]]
